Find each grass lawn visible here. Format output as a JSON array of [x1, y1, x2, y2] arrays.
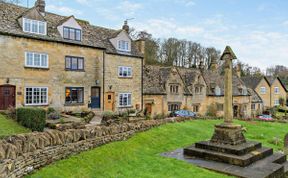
[[27, 120, 288, 178], [0, 114, 30, 138]]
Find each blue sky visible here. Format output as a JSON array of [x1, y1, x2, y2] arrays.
[[22, 0, 288, 70]]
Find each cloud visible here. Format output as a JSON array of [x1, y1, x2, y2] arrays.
[[117, 1, 143, 16], [47, 5, 82, 16], [283, 20, 288, 26], [75, 0, 89, 5], [174, 0, 196, 7]]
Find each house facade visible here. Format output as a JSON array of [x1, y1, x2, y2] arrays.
[[0, 1, 143, 112], [241, 76, 287, 109]]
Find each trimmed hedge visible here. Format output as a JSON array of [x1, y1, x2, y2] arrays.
[[16, 107, 46, 132]]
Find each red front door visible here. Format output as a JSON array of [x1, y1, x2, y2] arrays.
[[0, 85, 16, 110]]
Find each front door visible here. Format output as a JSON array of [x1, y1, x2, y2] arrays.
[[233, 105, 239, 117], [105, 92, 115, 111], [91, 87, 101, 109], [0, 85, 16, 110], [145, 103, 152, 115]]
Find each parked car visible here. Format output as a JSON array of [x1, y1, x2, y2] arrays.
[[170, 110, 197, 117], [256, 115, 273, 121]]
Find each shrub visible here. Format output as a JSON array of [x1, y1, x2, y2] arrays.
[[47, 107, 56, 114], [6, 106, 16, 120], [47, 111, 61, 120], [206, 103, 217, 117], [16, 107, 46, 132], [128, 109, 136, 114], [102, 111, 117, 120], [153, 114, 166, 120]]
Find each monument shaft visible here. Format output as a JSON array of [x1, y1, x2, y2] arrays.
[[224, 58, 233, 123]]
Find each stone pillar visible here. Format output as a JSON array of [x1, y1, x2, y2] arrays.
[[210, 46, 246, 145]]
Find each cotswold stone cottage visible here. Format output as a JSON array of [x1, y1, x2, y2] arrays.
[[143, 58, 255, 117], [0, 1, 143, 112]]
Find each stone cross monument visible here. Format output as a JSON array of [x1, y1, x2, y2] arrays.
[[210, 46, 246, 145]]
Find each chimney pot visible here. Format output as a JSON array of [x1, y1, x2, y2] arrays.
[[122, 20, 129, 33]]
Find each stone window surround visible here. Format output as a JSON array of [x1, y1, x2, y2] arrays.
[[25, 51, 49, 69], [170, 84, 179, 94], [23, 18, 47, 35], [24, 87, 48, 106]]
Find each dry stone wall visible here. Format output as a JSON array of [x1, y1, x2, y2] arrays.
[[0, 117, 191, 178]]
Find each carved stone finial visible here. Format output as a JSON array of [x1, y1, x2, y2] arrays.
[[220, 46, 237, 61]]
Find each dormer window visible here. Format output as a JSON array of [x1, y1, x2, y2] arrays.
[[63, 26, 81, 41], [23, 18, 46, 35], [118, 40, 129, 51]]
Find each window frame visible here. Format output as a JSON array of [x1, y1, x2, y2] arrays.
[[170, 84, 179, 94], [24, 87, 49, 106], [168, 103, 180, 112], [251, 103, 256, 110], [117, 40, 130, 52], [260, 87, 266, 94], [65, 56, 85, 71], [119, 93, 132, 107], [118, 66, 132, 78], [274, 99, 280, 106], [274, 87, 280, 94], [25, 52, 49, 68], [65, 87, 84, 105], [63, 26, 82, 41], [23, 18, 47, 35]]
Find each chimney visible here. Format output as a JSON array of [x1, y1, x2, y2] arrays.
[[122, 20, 129, 33], [236, 63, 241, 78], [35, 0, 46, 14], [135, 38, 146, 64], [210, 57, 218, 72]]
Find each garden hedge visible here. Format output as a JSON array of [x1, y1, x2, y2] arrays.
[[16, 107, 46, 132]]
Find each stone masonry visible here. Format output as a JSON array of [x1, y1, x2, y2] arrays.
[[0, 117, 191, 178]]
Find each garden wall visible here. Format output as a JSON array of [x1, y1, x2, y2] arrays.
[[0, 117, 192, 178]]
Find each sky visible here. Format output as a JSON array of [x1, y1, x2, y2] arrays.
[[21, 0, 288, 70]]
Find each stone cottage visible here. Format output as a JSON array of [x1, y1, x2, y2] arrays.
[[0, 1, 143, 112]]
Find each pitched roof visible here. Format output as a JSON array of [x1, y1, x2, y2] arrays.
[[203, 70, 250, 96], [241, 76, 265, 89], [0, 2, 142, 58], [247, 88, 262, 103], [266, 76, 288, 92], [143, 65, 202, 95]]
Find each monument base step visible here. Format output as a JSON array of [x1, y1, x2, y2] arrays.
[[184, 143, 273, 167], [195, 140, 262, 156], [162, 149, 288, 178]]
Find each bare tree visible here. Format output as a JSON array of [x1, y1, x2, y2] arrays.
[[0, 0, 22, 4]]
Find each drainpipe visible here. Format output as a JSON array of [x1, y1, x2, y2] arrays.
[[141, 57, 144, 111], [102, 51, 105, 111]]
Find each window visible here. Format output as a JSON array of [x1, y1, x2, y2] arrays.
[[23, 18, 46, 35], [168, 103, 180, 111], [251, 104, 256, 110], [260, 87, 266, 94], [274, 99, 280, 106], [217, 103, 224, 111], [193, 105, 199, 112], [25, 52, 48, 68], [274, 87, 280, 94], [170, 85, 179, 94], [118, 40, 129, 51], [63, 27, 82, 41], [118, 66, 132, 77], [215, 86, 221, 96], [119, 93, 132, 107], [65, 56, 84, 71], [25, 87, 48, 105], [65, 87, 84, 104]]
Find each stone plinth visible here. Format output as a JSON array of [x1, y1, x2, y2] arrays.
[[210, 123, 246, 145]]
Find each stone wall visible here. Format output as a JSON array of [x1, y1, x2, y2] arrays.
[[0, 117, 190, 178]]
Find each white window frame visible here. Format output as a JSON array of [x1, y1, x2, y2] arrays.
[[274, 87, 280, 94], [117, 40, 130, 52], [274, 99, 280, 106], [260, 87, 266, 94], [23, 18, 47, 35], [118, 66, 132, 77], [24, 87, 49, 106], [119, 93, 132, 107], [25, 52, 49, 68]]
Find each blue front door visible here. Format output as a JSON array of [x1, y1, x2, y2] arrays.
[[91, 87, 101, 109]]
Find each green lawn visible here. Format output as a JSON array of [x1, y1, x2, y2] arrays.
[[27, 120, 288, 178], [0, 114, 30, 138]]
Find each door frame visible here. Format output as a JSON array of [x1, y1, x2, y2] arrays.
[[0, 84, 16, 110], [105, 91, 115, 111], [90, 86, 101, 109]]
